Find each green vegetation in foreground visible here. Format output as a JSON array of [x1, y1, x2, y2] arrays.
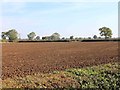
[[2, 62, 120, 89]]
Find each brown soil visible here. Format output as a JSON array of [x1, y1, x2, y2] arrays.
[[2, 42, 119, 79]]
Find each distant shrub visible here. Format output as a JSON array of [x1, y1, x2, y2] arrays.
[[1, 39, 8, 42], [93, 35, 97, 39]]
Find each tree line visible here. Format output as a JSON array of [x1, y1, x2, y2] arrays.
[[1, 27, 113, 42]]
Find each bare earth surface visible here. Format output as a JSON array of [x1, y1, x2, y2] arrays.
[[2, 42, 118, 79]]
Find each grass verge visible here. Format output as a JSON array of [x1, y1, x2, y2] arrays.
[[2, 62, 120, 89]]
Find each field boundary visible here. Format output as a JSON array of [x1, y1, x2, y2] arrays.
[[16, 38, 120, 43]]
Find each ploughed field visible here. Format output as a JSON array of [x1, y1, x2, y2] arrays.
[[2, 42, 118, 79]]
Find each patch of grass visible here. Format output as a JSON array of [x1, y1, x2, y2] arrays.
[[2, 62, 120, 89], [66, 62, 120, 89]]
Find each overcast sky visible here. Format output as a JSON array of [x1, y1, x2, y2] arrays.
[[0, 0, 119, 39]]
